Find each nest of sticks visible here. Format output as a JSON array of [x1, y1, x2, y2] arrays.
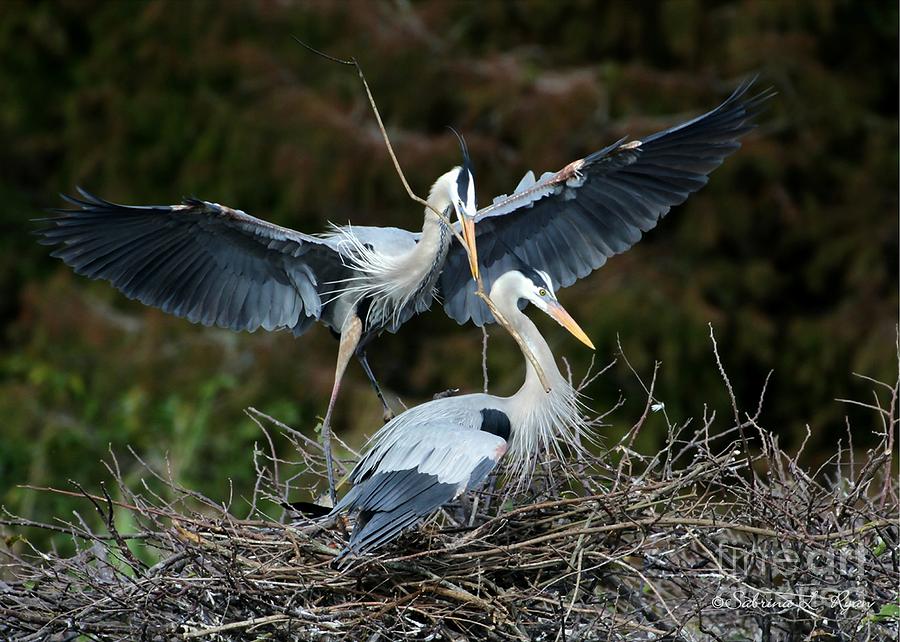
[[2, 348, 898, 641]]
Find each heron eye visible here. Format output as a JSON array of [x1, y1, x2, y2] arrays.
[[539, 288, 547, 297]]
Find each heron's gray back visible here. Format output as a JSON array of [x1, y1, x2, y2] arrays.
[[332, 414, 506, 557], [321, 225, 419, 256], [349, 394, 500, 483]]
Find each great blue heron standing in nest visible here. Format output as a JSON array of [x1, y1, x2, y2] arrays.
[[325, 265, 594, 559]]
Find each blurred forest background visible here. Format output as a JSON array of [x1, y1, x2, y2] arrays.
[[1, 0, 897, 543]]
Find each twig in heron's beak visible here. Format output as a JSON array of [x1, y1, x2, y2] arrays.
[[297, 39, 550, 391]]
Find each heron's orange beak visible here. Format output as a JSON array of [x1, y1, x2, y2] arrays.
[[547, 302, 595, 350], [461, 215, 479, 281]]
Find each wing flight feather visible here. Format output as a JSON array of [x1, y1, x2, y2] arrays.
[[439, 78, 774, 325]]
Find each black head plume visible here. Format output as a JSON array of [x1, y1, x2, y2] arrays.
[[447, 126, 474, 180]]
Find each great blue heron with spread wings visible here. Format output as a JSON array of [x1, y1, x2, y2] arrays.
[[37, 150, 481, 503], [325, 266, 594, 559], [36, 77, 770, 501]]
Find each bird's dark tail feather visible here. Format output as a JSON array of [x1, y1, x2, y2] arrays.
[[282, 500, 333, 519]]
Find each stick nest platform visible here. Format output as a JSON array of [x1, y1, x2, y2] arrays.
[[2, 359, 898, 641]]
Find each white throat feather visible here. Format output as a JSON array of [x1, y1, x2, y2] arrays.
[[321, 172, 458, 329]]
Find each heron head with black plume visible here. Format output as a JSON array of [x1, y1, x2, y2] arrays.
[[446, 127, 479, 281], [504, 267, 595, 351], [489, 238, 595, 351]]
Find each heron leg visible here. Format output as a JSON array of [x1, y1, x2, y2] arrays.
[[356, 350, 394, 422], [321, 314, 363, 504]]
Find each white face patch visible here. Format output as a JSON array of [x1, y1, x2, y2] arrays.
[[465, 170, 476, 214], [450, 171, 461, 204], [530, 291, 549, 311], [450, 167, 476, 219], [536, 270, 555, 296], [522, 273, 553, 312]]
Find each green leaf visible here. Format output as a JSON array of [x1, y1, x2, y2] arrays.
[[871, 603, 900, 622]]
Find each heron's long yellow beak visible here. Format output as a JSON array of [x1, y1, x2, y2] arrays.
[[547, 302, 595, 350], [461, 215, 479, 281]]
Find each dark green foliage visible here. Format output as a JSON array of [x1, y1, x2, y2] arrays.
[[1, 1, 896, 548]]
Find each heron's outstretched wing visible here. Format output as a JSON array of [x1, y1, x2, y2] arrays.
[[440, 78, 774, 325], [332, 422, 505, 557], [36, 189, 350, 335]]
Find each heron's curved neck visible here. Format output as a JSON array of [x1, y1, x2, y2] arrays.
[[491, 280, 586, 485], [419, 170, 457, 239], [493, 294, 565, 400], [397, 170, 456, 285], [333, 173, 454, 332]]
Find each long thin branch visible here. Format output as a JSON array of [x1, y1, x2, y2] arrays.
[[182, 614, 293, 639], [481, 326, 490, 393]]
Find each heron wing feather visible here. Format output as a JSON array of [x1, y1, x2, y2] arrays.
[[332, 422, 504, 555], [439, 78, 773, 325], [37, 189, 351, 335]]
